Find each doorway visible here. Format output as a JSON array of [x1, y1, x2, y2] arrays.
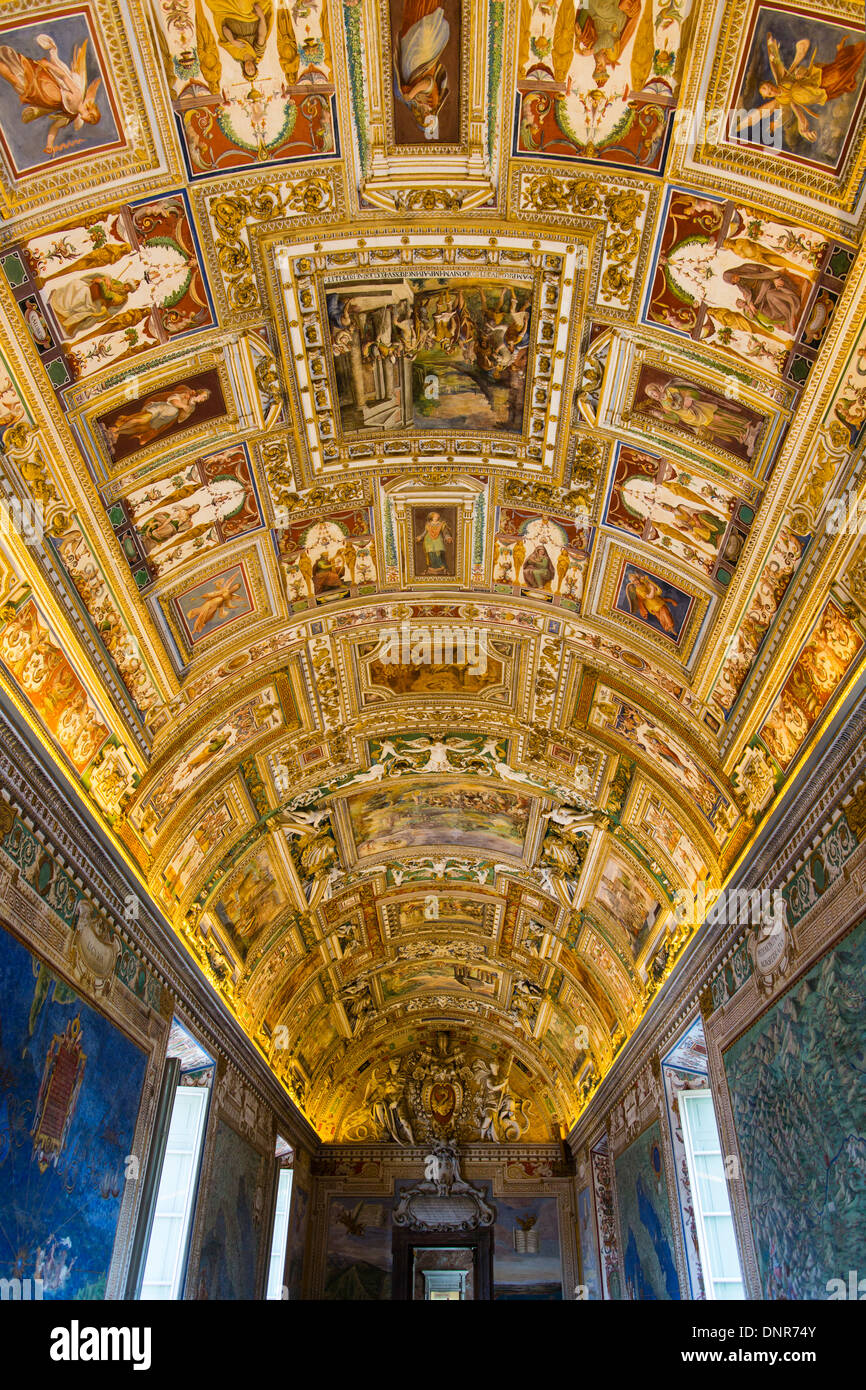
[[392, 1228, 493, 1300]]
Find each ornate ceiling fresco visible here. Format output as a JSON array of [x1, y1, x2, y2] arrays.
[[0, 0, 864, 1143]]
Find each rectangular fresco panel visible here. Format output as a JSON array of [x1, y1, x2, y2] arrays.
[[614, 1119, 681, 1299], [594, 851, 661, 957], [106, 445, 262, 588], [577, 1184, 602, 1299], [604, 446, 751, 582], [173, 563, 254, 644], [97, 368, 227, 464], [0, 921, 147, 1299], [323, 1194, 394, 1299], [494, 506, 592, 603], [631, 364, 767, 464], [729, 5, 866, 173], [194, 1119, 264, 1299], [210, 842, 284, 957], [390, 0, 462, 145], [412, 504, 458, 577], [759, 599, 862, 769], [327, 277, 532, 434], [594, 688, 724, 821], [281, 509, 377, 603], [723, 916, 866, 1299], [514, 0, 694, 171], [347, 779, 532, 859], [646, 192, 828, 377], [152, 0, 337, 175], [3, 195, 213, 390], [0, 9, 123, 175], [494, 1194, 563, 1300], [0, 598, 111, 773]]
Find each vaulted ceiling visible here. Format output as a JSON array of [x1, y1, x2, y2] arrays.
[[0, 0, 864, 1140]]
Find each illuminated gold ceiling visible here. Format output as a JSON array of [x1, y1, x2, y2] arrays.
[[1, 0, 865, 1140]]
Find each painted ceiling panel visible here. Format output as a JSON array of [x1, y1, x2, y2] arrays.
[[0, 0, 864, 1140]]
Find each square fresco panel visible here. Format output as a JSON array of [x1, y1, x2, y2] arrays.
[[494, 1194, 563, 1299], [173, 563, 254, 644], [494, 506, 592, 602], [390, 0, 462, 145], [724, 916, 866, 1299], [614, 1119, 681, 1299], [613, 561, 694, 643], [195, 1120, 264, 1300], [347, 779, 532, 859], [730, 5, 866, 173], [327, 277, 532, 434], [0, 10, 123, 175], [323, 1194, 394, 1299], [0, 922, 147, 1299]]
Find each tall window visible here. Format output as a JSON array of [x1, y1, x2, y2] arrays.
[[139, 1084, 209, 1300], [266, 1163, 294, 1300], [679, 1090, 745, 1300]]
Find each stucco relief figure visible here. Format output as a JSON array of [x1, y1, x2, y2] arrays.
[[364, 1060, 415, 1144], [472, 1057, 531, 1142], [394, 0, 451, 139]]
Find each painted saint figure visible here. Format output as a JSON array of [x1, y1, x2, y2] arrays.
[[0, 34, 102, 153], [640, 379, 761, 456], [624, 570, 678, 634], [416, 510, 453, 574], [204, 0, 274, 79], [394, 0, 451, 140], [103, 384, 211, 454], [722, 262, 806, 336], [751, 31, 866, 146]]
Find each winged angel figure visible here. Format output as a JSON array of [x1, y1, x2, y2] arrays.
[[0, 34, 102, 153], [751, 31, 865, 145]]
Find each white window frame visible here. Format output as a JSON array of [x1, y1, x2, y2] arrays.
[[266, 1166, 294, 1300], [139, 1084, 209, 1301], [679, 1089, 745, 1301]]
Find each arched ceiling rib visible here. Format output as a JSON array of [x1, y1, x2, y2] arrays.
[[0, 0, 865, 1138]]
